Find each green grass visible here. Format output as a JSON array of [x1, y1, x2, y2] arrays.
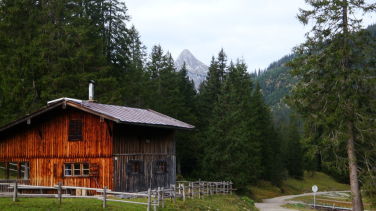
[[282, 203, 315, 211], [0, 195, 257, 211], [282, 172, 349, 194], [249, 171, 349, 202]]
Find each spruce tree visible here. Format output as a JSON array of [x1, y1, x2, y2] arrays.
[[251, 84, 284, 186], [285, 118, 304, 179], [289, 1, 376, 209], [202, 61, 261, 187]]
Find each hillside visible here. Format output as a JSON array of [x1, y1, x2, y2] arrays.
[[256, 24, 376, 124]]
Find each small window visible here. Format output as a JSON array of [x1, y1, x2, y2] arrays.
[[20, 162, 30, 179], [82, 163, 90, 176], [64, 164, 72, 176], [0, 162, 7, 179], [155, 160, 168, 174], [64, 163, 90, 177], [8, 162, 18, 179], [68, 120, 82, 141], [126, 160, 143, 175], [0, 162, 30, 180]]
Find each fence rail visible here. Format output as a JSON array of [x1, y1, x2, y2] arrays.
[[0, 180, 233, 210]]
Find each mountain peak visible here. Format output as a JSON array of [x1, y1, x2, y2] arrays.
[[175, 49, 208, 90]]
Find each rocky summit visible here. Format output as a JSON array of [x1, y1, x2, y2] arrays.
[[175, 49, 208, 90]]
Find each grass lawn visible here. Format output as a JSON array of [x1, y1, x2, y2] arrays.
[[0, 194, 257, 211], [249, 171, 349, 202]]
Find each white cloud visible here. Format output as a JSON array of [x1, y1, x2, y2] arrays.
[[124, 0, 375, 71]]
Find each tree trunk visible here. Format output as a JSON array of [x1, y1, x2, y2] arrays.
[[347, 121, 364, 211]]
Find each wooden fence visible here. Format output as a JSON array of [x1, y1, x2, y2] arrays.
[[0, 180, 233, 210]]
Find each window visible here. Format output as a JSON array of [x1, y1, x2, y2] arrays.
[[0, 162, 30, 180], [82, 163, 90, 176], [155, 160, 168, 174], [20, 162, 29, 179], [0, 162, 7, 179], [126, 160, 143, 175], [9, 162, 18, 179], [68, 120, 82, 141], [64, 163, 90, 177]]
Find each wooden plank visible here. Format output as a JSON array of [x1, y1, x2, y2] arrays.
[[105, 199, 149, 205]]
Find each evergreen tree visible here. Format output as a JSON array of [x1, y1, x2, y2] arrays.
[[202, 61, 261, 187], [251, 83, 284, 186], [289, 1, 376, 209], [285, 118, 304, 179], [197, 49, 227, 128]]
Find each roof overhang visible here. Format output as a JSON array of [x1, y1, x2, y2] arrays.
[[0, 99, 195, 133]]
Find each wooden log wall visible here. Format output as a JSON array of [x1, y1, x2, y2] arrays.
[[0, 107, 113, 189], [113, 125, 176, 192]]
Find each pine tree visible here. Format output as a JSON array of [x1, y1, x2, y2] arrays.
[[289, 1, 376, 209]]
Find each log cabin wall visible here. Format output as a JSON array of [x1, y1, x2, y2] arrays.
[[0, 107, 113, 189], [113, 125, 176, 192]]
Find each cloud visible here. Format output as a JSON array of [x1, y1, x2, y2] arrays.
[[124, 0, 374, 71]]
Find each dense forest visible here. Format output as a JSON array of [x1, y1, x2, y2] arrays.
[[0, 0, 374, 205], [0, 0, 303, 190]]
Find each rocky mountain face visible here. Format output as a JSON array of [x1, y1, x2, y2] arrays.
[[175, 49, 208, 90]]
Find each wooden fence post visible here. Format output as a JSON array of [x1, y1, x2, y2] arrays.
[[189, 182, 192, 198], [153, 192, 157, 211], [103, 187, 107, 208], [182, 184, 186, 201], [198, 182, 201, 199], [230, 181, 233, 194], [13, 181, 18, 202], [147, 188, 151, 211], [157, 187, 160, 206], [57, 182, 62, 205], [222, 181, 225, 195], [161, 187, 165, 208]]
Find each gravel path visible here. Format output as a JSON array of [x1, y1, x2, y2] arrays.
[[255, 191, 334, 211]]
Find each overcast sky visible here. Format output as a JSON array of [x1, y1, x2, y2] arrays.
[[125, 0, 375, 71]]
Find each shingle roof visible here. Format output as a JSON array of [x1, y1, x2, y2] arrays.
[[0, 98, 194, 133], [55, 98, 194, 129], [77, 100, 194, 129]]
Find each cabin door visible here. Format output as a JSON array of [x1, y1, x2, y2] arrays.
[[113, 156, 145, 192], [151, 159, 169, 188]]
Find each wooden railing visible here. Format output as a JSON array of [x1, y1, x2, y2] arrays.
[[0, 180, 233, 210]]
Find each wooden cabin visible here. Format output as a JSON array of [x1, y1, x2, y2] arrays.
[[0, 98, 194, 192]]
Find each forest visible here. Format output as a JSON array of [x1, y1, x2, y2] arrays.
[[0, 0, 375, 209]]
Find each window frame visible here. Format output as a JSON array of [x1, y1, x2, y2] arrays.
[[68, 119, 83, 141], [126, 160, 143, 175], [0, 161, 30, 180], [155, 160, 168, 174], [63, 163, 90, 178]]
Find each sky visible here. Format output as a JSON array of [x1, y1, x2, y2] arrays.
[[125, 0, 375, 71]]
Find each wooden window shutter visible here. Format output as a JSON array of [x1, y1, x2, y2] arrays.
[[68, 120, 82, 141], [126, 162, 132, 175], [89, 163, 99, 177], [53, 164, 57, 178]]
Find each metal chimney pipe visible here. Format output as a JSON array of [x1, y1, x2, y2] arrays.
[[89, 80, 95, 101]]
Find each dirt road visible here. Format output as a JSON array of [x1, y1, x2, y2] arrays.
[[255, 191, 333, 211]]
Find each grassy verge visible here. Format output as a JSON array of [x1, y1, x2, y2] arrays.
[[249, 171, 349, 202], [0, 194, 257, 211], [282, 203, 315, 211]]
